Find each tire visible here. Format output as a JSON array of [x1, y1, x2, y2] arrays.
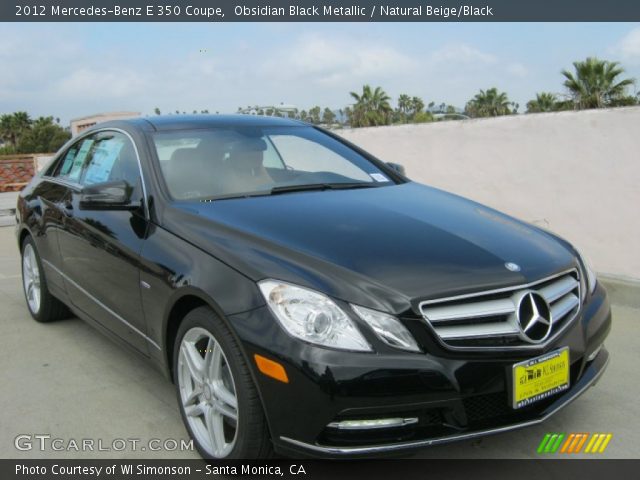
[[173, 306, 273, 459], [21, 236, 70, 323]]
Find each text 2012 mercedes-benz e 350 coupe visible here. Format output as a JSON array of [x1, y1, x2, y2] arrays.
[[16, 115, 610, 458]]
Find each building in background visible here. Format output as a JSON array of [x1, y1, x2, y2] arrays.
[[70, 111, 140, 136]]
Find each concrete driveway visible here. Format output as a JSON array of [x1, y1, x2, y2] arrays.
[[0, 225, 636, 459]]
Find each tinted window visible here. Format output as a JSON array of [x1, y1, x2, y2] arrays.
[[53, 137, 93, 183], [81, 132, 139, 187], [52, 131, 141, 192], [269, 134, 370, 181], [153, 126, 393, 201]]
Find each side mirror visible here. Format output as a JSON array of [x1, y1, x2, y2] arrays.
[[79, 180, 139, 210], [386, 162, 406, 176]]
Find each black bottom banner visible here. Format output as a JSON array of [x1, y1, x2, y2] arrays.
[[4, 459, 639, 480]]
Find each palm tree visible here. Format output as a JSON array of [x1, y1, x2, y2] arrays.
[[396, 94, 412, 122], [322, 108, 336, 125], [0, 115, 12, 147], [395, 94, 426, 123], [562, 57, 635, 109], [0, 112, 32, 149], [308, 106, 322, 124], [526, 92, 559, 113], [349, 85, 392, 127], [16, 116, 70, 154], [465, 88, 512, 118], [410, 96, 425, 117]]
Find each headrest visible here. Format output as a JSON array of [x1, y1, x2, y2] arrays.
[[231, 138, 267, 153], [169, 148, 195, 163], [195, 136, 225, 153]]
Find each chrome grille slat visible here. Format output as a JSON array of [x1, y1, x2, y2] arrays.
[[539, 276, 579, 303], [424, 298, 515, 323], [419, 269, 581, 350], [550, 293, 579, 322], [437, 321, 519, 339]]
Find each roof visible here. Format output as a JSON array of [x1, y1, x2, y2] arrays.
[[139, 114, 305, 131]]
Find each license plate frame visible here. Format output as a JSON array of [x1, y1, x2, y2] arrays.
[[512, 347, 570, 409]]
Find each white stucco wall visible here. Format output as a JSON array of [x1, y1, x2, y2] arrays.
[[338, 107, 640, 280], [35, 155, 53, 172]]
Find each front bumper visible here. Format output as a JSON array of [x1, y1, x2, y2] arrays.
[[229, 282, 612, 458], [279, 347, 609, 456]]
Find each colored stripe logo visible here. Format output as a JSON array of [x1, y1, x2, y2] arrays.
[[537, 433, 612, 454]]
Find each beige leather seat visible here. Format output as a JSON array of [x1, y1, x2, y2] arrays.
[[165, 141, 226, 199], [225, 138, 273, 193]]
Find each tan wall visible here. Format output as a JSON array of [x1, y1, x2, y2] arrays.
[[70, 111, 140, 136], [338, 107, 640, 280]]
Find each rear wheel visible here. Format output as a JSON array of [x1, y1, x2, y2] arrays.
[[21, 236, 69, 323], [174, 306, 273, 459]]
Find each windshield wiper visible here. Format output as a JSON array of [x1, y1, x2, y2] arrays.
[[198, 182, 381, 202], [269, 182, 380, 195]]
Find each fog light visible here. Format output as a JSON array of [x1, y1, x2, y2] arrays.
[[587, 344, 603, 362], [327, 417, 418, 430]]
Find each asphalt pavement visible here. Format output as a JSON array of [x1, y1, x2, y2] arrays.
[[0, 225, 637, 459]]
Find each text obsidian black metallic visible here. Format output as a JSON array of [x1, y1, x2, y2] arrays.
[[15, 115, 611, 458]]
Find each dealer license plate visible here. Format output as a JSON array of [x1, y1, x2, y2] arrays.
[[512, 347, 570, 409]]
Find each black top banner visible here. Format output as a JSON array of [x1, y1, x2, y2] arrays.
[[3, 0, 640, 22]]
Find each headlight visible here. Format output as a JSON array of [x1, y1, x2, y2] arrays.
[[576, 248, 597, 296], [258, 280, 371, 352], [351, 305, 421, 352]]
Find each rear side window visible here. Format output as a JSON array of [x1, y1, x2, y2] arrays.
[[82, 133, 135, 186], [54, 137, 94, 183], [51, 131, 141, 192]]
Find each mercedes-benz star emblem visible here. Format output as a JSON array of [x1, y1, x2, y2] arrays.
[[505, 262, 521, 272], [516, 291, 552, 343]]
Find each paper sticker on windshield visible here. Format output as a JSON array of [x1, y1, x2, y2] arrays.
[[370, 173, 389, 182]]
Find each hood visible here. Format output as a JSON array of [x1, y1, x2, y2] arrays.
[[163, 182, 577, 314]]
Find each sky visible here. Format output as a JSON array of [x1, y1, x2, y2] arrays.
[[1, 22, 640, 124]]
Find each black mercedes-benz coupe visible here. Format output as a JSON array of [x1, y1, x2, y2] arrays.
[[16, 115, 610, 459]]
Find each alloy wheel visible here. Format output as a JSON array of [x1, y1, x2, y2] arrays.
[[177, 327, 239, 458], [22, 243, 41, 315]]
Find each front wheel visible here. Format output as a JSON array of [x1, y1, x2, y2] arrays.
[[173, 306, 273, 459]]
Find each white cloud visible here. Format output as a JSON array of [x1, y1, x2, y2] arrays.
[[506, 62, 528, 78], [54, 68, 146, 99], [615, 27, 640, 63], [430, 43, 497, 66], [270, 34, 416, 86], [0, 26, 232, 119]]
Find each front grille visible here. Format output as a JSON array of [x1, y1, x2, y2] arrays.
[[420, 269, 580, 350]]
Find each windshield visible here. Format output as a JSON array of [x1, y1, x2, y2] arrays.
[[152, 126, 394, 201]]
